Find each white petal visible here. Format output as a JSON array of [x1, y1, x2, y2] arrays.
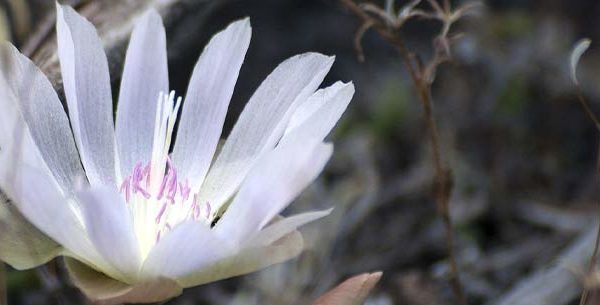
[[0, 42, 85, 193], [172, 18, 251, 191], [0, 64, 52, 184], [214, 137, 333, 243], [141, 221, 232, 279], [250, 209, 332, 246], [116, 9, 168, 177], [66, 258, 182, 305], [199, 53, 334, 214], [78, 187, 141, 280], [5, 165, 124, 282], [56, 4, 117, 186], [282, 81, 354, 144], [0, 192, 62, 270], [175, 229, 304, 288]]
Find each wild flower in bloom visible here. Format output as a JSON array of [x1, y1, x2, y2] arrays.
[[0, 4, 354, 304]]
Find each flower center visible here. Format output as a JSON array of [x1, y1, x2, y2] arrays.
[[119, 91, 211, 258]]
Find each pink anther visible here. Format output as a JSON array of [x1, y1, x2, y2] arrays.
[[155, 201, 168, 224], [119, 176, 131, 203], [179, 180, 191, 201], [205, 201, 212, 219]]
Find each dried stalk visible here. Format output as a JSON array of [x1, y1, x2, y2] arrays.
[[575, 84, 600, 305], [336, 0, 468, 304], [0, 263, 5, 305], [570, 40, 600, 304]]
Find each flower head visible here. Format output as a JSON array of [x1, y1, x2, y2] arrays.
[[0, 4, 353, 304]]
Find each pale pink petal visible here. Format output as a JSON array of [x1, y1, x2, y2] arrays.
[[214, 137, 332, 243], [250, 209, 332, 246], [56, 4, 117, 186], [175, 230, 304, 288], [172, 18, 251, 191], [116, 9, 168, 177], [5, 165, 124, 281], [141, 221, 232, 280], [77, 187, 141, 279], [198, 53, 334, 215], [282, 81, 354, 144], [0, 42, 85, 193]]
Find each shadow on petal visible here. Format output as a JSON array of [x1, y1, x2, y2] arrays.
[[65, 258, 182, 305], [0, 193, 61, 270]]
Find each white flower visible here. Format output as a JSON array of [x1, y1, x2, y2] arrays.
[[0, 4, 354, 305]]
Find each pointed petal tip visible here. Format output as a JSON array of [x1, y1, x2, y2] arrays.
[[369, 271, 383, 281], [335, 80, 355, 95], [227, 17, 252, 33], [321, 142, 334, 158], [292, 52, 335, 66], [55, 2, 73, 17], [139, 8, 163, 25], [238, 16, 251, 26], [347, 81, 355, 91], [312, 271, 382, 305], [55, 2, 63, 19]]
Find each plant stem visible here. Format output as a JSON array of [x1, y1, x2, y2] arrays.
[[337, 1, 467, 304], [0, 263, 6, 305], [576, 87, 600, 305]]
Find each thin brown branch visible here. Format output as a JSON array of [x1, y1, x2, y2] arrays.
[[415, 76, 465, 305], [580, 203, 600, 305], [354, 20, 374, 62], [337, 1, 467, 304], [577, 89, 600, 305], [0, 264, 5, 305], [575, 87, 600, 133]]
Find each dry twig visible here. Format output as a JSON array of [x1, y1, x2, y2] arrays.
[[0, 264, 5, 305], [568, 38, 600, 305], [336, 0, 479, 304]]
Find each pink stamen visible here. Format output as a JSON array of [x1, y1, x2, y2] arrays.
[[131, 162, 150, 197], [155, 201, 168, 224], [195, 207, 200, 220], [134, 185, 151, 199], [167, 170, 177, 204], [205, 201, 211, 219], [187, 194, 198, 220], [179, 180, 191, 201], [193, 194, 199, 206], [142, 163, 151, 188], [130, 163, 151, 199], [131, 166, 140, 194], [119, 176, 131, 203], [156, 171, 170, 200]]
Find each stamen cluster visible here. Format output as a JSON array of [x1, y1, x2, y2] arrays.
[[119, 91, 211, 256]]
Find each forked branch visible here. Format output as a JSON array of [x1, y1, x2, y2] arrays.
[[336, 1, 480, 304]]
